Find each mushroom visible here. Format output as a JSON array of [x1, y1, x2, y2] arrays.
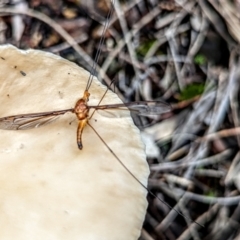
[[0, 45, 149, 239]]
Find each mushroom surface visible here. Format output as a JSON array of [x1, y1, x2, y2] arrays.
[[0, 45, 149, 240]]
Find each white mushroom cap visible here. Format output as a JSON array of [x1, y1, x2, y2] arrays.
[[0, 45, 149, 240]]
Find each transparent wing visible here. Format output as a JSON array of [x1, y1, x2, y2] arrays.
[[90, 101, 171, 117], [126, 101, 171, 116], [0, 109, 73, 130]]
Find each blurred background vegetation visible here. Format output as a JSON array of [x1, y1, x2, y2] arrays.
[[1, 0, 240, 239]]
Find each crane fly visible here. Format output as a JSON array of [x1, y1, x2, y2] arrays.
[[0, 0, 202, 228], [0, 90, 171, 149], [0, 1, 171, 150]]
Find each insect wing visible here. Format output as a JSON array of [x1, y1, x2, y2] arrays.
[[126, 101, 171, 116], [91, 101, 171, 118], [0, 109, 73, 130]]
